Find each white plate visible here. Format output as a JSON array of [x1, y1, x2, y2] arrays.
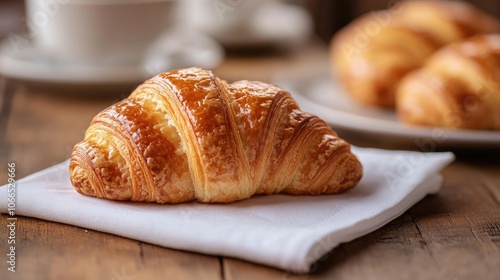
[[0, 28, 224, 86], [278, 70, 500, 150]]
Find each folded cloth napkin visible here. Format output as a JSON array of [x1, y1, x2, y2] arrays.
[[0, 147, 454, 273]]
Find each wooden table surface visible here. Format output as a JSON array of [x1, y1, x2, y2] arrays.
[[0, 43, 499, 280]]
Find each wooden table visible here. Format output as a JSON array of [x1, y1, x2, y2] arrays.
[[0, 43, 499, 280]]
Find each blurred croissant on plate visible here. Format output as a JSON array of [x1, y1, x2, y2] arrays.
[[69, 67, 362, 204], [330, 0, 500, 108], [396, 34, 500, 130]]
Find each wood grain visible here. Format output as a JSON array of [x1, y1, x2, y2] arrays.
[[0, 216, 222, 280]]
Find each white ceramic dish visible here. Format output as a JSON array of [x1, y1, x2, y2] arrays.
[[179, 0, 312, 49], [0, 28, 223, 86], [25, 0, 176, 64], [278, 70, 500, 150]]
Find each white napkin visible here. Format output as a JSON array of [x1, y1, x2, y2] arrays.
[[0, 147, 454, 273]]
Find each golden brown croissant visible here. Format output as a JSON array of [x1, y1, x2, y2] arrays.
[[396, 34, 500, 130], [330, 0, 499, 107], [69, 67, 362, 203]]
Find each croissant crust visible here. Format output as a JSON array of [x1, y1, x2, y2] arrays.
[[69, 67, 362, 203]]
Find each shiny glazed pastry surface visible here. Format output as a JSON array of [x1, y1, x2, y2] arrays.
[[330, 0, 500, 108], [396, 34, 500, 130], [69, 67, 363, 203]]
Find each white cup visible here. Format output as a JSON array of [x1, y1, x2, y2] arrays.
[[25, 0, 176, 65], [179, 0, 271, 35]]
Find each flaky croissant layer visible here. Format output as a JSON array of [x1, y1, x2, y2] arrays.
[[69, 67, 362, 203]]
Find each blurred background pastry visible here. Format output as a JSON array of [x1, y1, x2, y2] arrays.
[[396, 34, 500, 130], [330, 0, 500, 108]]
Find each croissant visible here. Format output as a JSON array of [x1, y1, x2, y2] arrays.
[[330, 0, 500, 107], [69, 67, 362, 203], [396, 34, 500, 130]]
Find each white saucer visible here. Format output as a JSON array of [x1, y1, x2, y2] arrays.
[[179, 1, 313, 49], [277, 69, 500, 150], [214, 3, 313, 48], [0, 28, 224, 86]]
